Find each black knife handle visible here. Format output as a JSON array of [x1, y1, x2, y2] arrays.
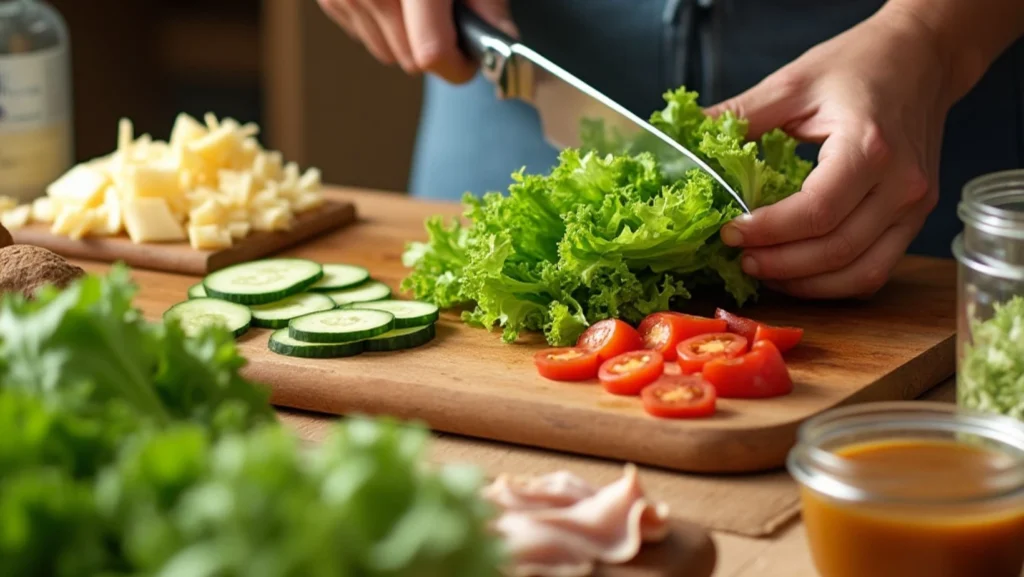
[[453, 2, 515, 62]]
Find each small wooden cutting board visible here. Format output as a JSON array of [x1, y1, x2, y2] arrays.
[[11, 195, 356, 276]]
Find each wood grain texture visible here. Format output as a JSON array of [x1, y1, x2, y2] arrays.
[[11, 199, 356, 275], [95, 188, 958, 474]]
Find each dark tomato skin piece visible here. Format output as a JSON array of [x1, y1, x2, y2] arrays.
[[753, 324, 803, 354], [714, 308, 761, 342]]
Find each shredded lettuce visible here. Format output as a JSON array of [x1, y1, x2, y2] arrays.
[[402, 87, 812, 345], [958, 295, 1024, 420]]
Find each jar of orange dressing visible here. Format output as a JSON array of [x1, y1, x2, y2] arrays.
[[787, 402, 1024, 577]]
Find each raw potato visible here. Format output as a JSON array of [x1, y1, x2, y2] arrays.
[[0, 244, 85, 298], [16, 113, 324, 249]]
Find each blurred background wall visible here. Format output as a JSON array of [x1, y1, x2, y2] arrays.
[[50, 0, 420, 193]]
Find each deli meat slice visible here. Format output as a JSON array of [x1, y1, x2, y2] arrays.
[[482, 464, 671, 577]]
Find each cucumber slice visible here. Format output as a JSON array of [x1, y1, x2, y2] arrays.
[[324, 281, 392, 307], [288, 309, 394, 343], [249, 292, 336, 329], [364, 324, 436, 352], [164, 298, 252, 338], [268, 328, 364, 358], [203, 258, 323, 305], [187, 283, 207, 299], [348, 299, 439, 329], [308, 263, 371, 292]]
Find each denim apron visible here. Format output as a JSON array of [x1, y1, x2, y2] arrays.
[[407, 0, 1024, 257]]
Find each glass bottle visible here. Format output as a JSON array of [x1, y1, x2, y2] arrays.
[[0, 0, 73, 203]]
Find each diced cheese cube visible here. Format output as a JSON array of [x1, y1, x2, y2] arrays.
[[298, 167, 321, 192], [190, 198, 228, 226], [122, 197, 186, 243], [291, 191, 324, 213], [282, 162, 300, 187], [188, 223, 232, 250], [31, 197, 54, 223], [228, 207, 248, 222], [47, 164, 109, 208], [263, 150, 283, 181], [0, 196, 17, 213], [188, 124, 240, 168], [1, 204, 31, 229], [121, 163, 181, 200], [203, 112, 220, 131], [227, 220, 250, 239], [169, 113, 208, 152], [117, 117, 134, 154], [250, 205, 292, 232], [218, 170, 254, 205], [231, 136, 260, 170], [92, 186, 122, 235], [239, 123, 260, 139], [51, 206, 95, 240], [250, 185, 281, 210]]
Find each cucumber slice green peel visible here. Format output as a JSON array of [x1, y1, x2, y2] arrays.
[[268, 329, 364, 358], [249, 292, 337, 329], [187, 283, 207, 299], [288, 309, 395, 344], [364, 324, 437, 352], [324, 281, 392, 307], [203, 258, 323, 305], [164, 297, 252, 338], [348, 299, 440, 329], [308, 263, 371, 292]]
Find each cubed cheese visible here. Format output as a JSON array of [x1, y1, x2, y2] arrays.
[[121, 163, 181, 200], [1, 204, 31, 230], [189, 124, 239, 168], [298, 167, 321, 192], [218, 170, 253, 205], [169, 113, 208, 152], [190, 198, 228, 226], [47, 164, 109, 208], [122, 197, 186, 243], [291, 191, 324, 213], [0, 196, 17, 213], [92, 186, 122, 235], [31, 197, 54, 223], [227, 220, 250, 239], [187, 223, 232, 250], [250, 205, 292, 232], [51, 206, 95, 240]]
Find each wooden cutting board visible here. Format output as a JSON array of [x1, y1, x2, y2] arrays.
[[12, 195, 356, 275], [112, 188, 958, 475]]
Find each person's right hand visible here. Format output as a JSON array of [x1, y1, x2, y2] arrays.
[[317, 0, 516, 84]]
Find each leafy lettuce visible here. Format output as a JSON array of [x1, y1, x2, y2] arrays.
[[402, 87, 812, 345]]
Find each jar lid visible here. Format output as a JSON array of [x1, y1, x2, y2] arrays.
[[958, 169, 1024, 240], [952, 233, 1024, 281]]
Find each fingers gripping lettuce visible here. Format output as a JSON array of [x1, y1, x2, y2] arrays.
[[402, 88, 812, 346]]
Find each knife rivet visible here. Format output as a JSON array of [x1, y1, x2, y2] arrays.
[[483, 51, 496, 69]]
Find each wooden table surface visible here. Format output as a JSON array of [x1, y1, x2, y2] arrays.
[[72, 187, 960, 577]]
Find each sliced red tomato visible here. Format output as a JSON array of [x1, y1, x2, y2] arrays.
[[641, 375, 717, 419], [752, 324, 804, 354], [599, 350, 665, 396], [534, 347, 601, 382], [577, 319, 644, 361], [701, 340, 793, 399], [638, 312, 728, 362], [676, 332, 749, 374], [714, 308, 761, 342]]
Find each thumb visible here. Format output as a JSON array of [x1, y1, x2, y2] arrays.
[[465, 0, 518, 37], [705, 73, 806, 140]]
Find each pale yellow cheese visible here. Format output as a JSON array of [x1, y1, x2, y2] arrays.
[[188, 125, 239, 169], [1, 204, 32, 230], [31, 197, 54, 223], [0, 196, 17, 213], [298, 167, 321, 192], [250, 205, 292, 232], [227, 220, 250, 239], [190, 198, 228, 227], [47, 164, 109, 208], [187, 223, 232, 250], [121, 163, 181, 200], [292, 191, 324, 213], [169, 113, 208, 152], [122, 197, 186, 243], [51, 206, 95, 240], [92, 186, 122, 235]]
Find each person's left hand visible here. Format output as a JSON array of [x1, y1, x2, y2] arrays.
[[707, 6, 953, 299]]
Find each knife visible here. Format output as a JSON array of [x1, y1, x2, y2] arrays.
[[453, 4, 750, 214]]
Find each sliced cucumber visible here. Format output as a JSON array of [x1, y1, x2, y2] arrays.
[[187, 283, 207, 299], [348, 299, 439, 329], [288, 309, 394, 343], [324, 281, 392, 307], [164, 298, 252, 338], [268, 328, 364, 358], [364, 323, 436, 352], [203, 258, 323, 305], [308, 263, 371, 292], [249, 292, 336, 329]]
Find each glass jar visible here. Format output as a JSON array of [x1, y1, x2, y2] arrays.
[[953, 169, 1024, 421], [0, 0, 73, 203], [787, 402, 1024, 577]]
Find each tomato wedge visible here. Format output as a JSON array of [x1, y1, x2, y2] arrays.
[[599, 350, 665, 396], [577, 319, 644, 361], [714, 308, 761, 342], [641, 375, 717, 419], [534, 347, 601, 382], [638, 312, 728, 361], [701, 340, 793, 399], [676, 333, 749, 374], [752, 324, 804, 354], [715, 308, 804, 353]]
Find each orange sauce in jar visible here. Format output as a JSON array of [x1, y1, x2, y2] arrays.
[[788, 403, 1024, 577]]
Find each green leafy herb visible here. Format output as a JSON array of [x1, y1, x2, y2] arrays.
[[958, 295, 1024, 420], [402, 87, 812, 345]]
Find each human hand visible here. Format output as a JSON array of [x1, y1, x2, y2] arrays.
[[707, 7, 954, 299], [317, 0, 516, 83]]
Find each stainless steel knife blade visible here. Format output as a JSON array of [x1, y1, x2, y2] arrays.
[[454, 4, 750, 214]]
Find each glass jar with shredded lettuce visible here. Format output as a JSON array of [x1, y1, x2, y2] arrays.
[[953, 169, 1024, 421]]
